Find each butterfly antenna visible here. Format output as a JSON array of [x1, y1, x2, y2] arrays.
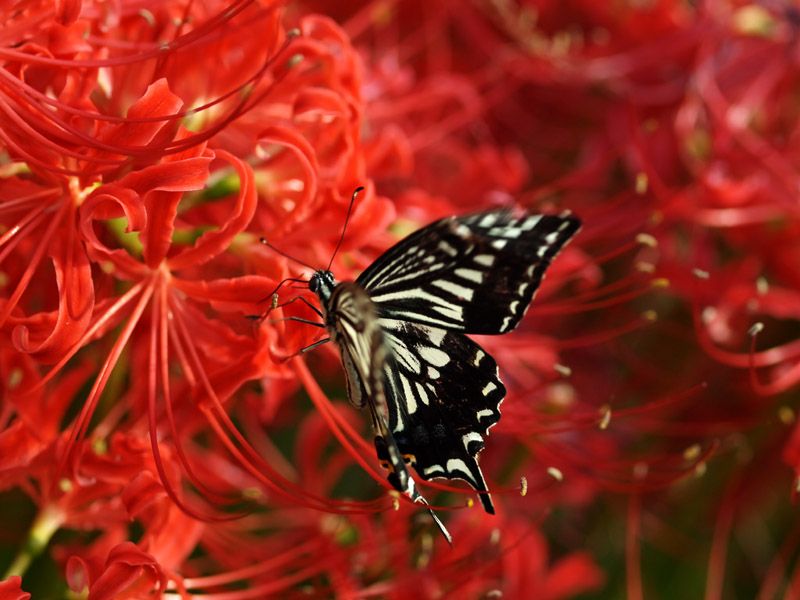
[[327, 186, 364, 271], [259, 237, 317, 272]]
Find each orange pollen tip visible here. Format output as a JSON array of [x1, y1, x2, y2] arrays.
[[683, 444, 702, 461], [778, 407, 796, 425], [598, 405, 612, 430]]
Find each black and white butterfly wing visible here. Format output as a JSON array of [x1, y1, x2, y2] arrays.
[[355, 209, 580, 511], [357, 210, 580, 334], [326, 282, 452, 542], [378, 317, 504, 514]]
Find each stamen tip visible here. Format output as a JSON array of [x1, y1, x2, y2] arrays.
[[546, 467, 563, 482], [553, 363, 572, 377], [635, 172, 649, 195], [779, 406, 795, 425], [598, 404, 612, 430], [694, 462, 707, 478], [756, 276, 769, 295], [636, 233, 658, 248], [636, 262, 656, 273], [683, 444, 702, 461]]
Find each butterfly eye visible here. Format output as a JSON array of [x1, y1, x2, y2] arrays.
[[309, 276, 319, 293]]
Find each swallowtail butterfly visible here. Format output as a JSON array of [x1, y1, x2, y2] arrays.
[[271, 192, 580, 542]]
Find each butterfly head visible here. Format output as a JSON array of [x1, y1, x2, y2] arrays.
[[308, 270, 336, 302]]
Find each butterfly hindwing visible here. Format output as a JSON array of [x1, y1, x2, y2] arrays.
[[326, 283, 454, 541], [357, 210, 580, 334], [378, 317, 504, 513]]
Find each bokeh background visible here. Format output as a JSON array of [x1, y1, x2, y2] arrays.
[[2, 1, 800, 598]]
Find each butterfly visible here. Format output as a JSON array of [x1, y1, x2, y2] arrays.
[[267, 190, 580, 542]]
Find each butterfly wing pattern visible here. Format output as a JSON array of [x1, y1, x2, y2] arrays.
[[322, 281, 453, 542], [308, 208, 580, 536]]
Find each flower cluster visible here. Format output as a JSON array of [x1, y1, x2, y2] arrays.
[[1, 0, 799, 598]]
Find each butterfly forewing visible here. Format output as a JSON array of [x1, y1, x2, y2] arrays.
[[357, 210, 580, 334]]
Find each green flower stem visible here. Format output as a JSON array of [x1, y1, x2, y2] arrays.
[[3, 505, 62, 579]]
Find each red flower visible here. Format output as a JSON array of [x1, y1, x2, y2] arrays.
[[0, 577, 29, 600], [67, 542, 167, 600]]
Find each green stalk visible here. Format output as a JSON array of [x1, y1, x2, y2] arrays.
[[3, 505, 62, 579]]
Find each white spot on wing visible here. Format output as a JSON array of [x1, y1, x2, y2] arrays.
[[472, 350, 485, 367], [479, 214, 498, 227], [415, 381, 430, 406], [428, 367, 440, 379], [482, 382, 498, 395], [431, 279, 474, 301], [455, 224, 471, 238], [419, 346, 450, 367], [477, 408, 495, 420], [455, 268, 483, 283], [401, 375, 417, 414], [521, 216, 542, 230], [491, 239, 507, 250], [544, 231, 559, 244], [462, 432, 484, 451], [474, 254, 495, 267], [437, 240, 457, 257], [446, 458, 473, 479], [424, 465, 445, 476], [432, 303, 463, 321], [427, 327, 446, 345]]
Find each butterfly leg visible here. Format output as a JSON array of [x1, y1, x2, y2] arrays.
[[248, 290, 324, 322], [298, 338, 331, 354], [274, 295, 324, 318], [282, 316, 326, 328]]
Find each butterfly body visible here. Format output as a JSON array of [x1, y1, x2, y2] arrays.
[[305, 209, 580, 528]]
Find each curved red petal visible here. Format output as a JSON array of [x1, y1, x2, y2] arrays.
[[0, 576, 31, 600], [11, 225, 94, 363], [134, 152, 214, 268], [167, 150, 256, 270], [171, 275, 275, 313], [79, 184, 148, 280]]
